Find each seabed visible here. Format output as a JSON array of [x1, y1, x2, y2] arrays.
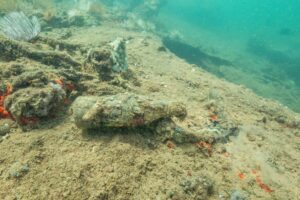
[[0, 2, 300, 200]]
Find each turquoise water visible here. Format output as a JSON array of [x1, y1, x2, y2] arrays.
[[155, 0, 300, 112]]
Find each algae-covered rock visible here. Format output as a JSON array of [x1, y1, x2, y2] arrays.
[[0, 35, 81, 68], [230, 190, 248, 200], [0, 63, 24, 79], [83, 38, 128, 80], [110, 37, 128, 73], [179, 175, 214, 200], [4, 84, 66, 124], [6, 162, 30, 179], [72, 93, 187, 129], [12, 70, 49, 89], [0, 119, 14, 136]]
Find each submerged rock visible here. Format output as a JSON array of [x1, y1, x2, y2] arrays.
[[230, 190, 248, 200], [83, 38, 128, 80], [0, 119, 14, 136], [110, 37, 128, 73], [0, 35, 81, 68], [12, 70, 49, 89], [72, 93, 187, 129], [4, 85, 66, 125], [7, 162, 30, 179], [179, 175, 214, 200]]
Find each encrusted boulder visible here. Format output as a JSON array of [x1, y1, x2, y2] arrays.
[[110, 37, 128, 72], [0, 119, 14, 136], [179, 175, 214, 200], [71, 93, 187, 129], [4, 84, 66, 125]]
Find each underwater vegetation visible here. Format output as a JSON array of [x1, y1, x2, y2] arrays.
[[0, 12, 40, 41]]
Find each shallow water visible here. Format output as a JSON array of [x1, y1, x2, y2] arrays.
[[0, 1, 300, 200], [156, 0, 300, 112]]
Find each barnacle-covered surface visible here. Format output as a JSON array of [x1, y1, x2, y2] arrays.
[[72, 93, 186, 129], [0, 2, 299, 200]]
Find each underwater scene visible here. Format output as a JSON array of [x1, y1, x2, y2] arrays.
[[0, 0, 299, 199]]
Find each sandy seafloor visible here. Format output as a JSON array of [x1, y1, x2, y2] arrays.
[[0, 22, 300, 200]]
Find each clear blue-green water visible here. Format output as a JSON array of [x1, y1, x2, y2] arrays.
[[155, 0, 300, 112]]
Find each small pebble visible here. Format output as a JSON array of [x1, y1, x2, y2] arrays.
[[0, 122, 11, 136]]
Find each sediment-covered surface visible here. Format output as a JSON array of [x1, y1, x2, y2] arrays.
[[0, 23, 299, 200]]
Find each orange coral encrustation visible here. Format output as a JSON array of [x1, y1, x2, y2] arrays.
[[196, 141, 212, 156], [0, 83, 13, 119]]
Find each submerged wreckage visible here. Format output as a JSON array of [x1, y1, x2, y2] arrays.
[[72, 93, 187, 129], [0, 29, 236, 146], [0, 27, 193, 142]]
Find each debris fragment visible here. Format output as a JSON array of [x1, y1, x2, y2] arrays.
[[210, 114, 219, 125], [72, 93, 187, 129], [0, 119, 14, 136], [238, 171, 246, 180], [166, 140, 175, 149], [230, 190, 248, 200], [179, 176, 214, 199], [255, 176, 273, 193], [196, 141, 212, 156], [7, 162, 30, 179], [83, 38, 128, 80], [237, 169, 274, 193]]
